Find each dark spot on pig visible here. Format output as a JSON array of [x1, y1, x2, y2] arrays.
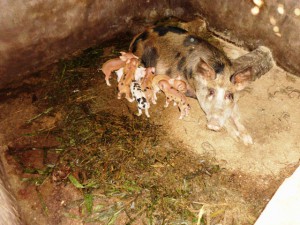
[[131, 31, 149, 53], [121, 82, 124, 85], [153, 26, 187, 36], [141, 97, 147, 104], [175, 52, 181, 59], [188, 68, 193, 79], [141, 47, 158, 67], [137, 98, 141, 103], [183, 67, 188, 79], [166, 68, 171, 75], [177, 56, 186, 71], [183, 35, 200, 47], [213, 62, 225, 74]]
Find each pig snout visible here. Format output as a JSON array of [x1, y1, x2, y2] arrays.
[[206, 110, 226, 131]]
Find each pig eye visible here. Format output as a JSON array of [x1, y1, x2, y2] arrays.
[[226, 92, 234, 100], [207, 88, 215, 96]]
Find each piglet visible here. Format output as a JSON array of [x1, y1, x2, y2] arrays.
[[141, 67, 156, 104], [130, 80, 150, 117], [158, 80, 191, 119], [117, 58, 139, 102], [101, 52, 138, 86], [151, 74, 171, 102], [168, 78, 187, 93]]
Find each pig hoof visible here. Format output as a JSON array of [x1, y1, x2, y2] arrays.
[[105, 81, 111, 86], [241, 134, 253, 146]]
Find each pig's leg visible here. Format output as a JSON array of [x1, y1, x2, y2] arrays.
[[150, 92, 157, 104], [145, 107, 150, 118], [164, 99, 169, 108], [137, 108, 142, 116], [153, 86, 161, 101], [125, 89, 135, 102], [231, 109, 253, 145], [178, 104, 185, 120], [104, 72, 112, 86], [225, 106, 253, 145], [151, 95, 157, 104], [179, 110, 184, 119], [224, 119, 240, 142], [117, 91, 122, 99]]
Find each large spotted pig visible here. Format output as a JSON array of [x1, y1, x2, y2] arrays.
[[130, 26, 254, 145]]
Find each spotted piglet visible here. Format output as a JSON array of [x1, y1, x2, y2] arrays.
[[130, 80, 150, 117], [158, 80, 191, 119]]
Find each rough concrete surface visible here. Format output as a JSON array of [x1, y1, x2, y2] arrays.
[[0, 0, 299, 90]]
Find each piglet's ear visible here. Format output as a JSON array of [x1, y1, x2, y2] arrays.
[[197, 59, 216, 80], [230, 67, 253, 91]]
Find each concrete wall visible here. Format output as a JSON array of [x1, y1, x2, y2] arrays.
[[190, 0, 300, 76], [0, 0, 193, 89], [0, 0, 299, 90]]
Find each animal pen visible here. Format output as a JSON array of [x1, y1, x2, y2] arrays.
[[0, 1, 299, 224]]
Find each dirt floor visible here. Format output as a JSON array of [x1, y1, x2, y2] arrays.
[[0, 32, 299, 225]]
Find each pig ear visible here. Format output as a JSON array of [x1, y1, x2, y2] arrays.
[[197, 59, 216, 80], [230, 67, 253, 91]]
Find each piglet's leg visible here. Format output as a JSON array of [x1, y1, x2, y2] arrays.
[[178, 105, 185, 120], [151, 97, 157, 105], [117, 92, 122, 99], [149, 93, 156, 105], [125, 89, 135, 102], [145, 108, 150, 118], [164, 97, 171, 108], [179, 112, 184, 120], [137, 108, 142, 116], [105, 80, 111, 86], [104, 72, 112, 86]]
